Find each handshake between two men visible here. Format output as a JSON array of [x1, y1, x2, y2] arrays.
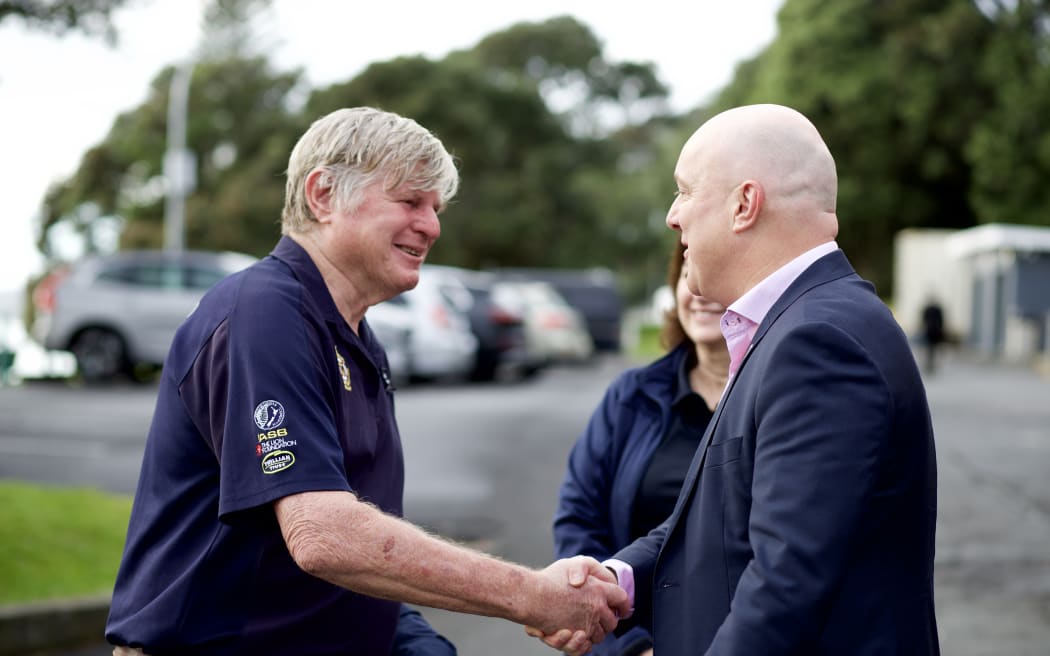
[[524, 556, 631, 656]]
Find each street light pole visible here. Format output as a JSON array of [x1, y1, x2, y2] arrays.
[[163, 60, 196, 253]]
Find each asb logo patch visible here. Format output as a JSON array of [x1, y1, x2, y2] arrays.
[[254, 400, 285, 430], [262, 450, 295, 474]]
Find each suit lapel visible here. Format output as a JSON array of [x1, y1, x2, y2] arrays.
[[745, 250, 858, 355]]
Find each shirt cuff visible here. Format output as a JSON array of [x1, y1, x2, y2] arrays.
[[602, 558, 635, 619]]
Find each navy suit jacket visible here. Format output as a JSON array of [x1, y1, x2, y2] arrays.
[[614, 250, 939, 655]]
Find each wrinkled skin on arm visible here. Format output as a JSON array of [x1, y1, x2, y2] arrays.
[[274, 490, 628, 649]]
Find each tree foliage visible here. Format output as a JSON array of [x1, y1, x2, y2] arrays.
[[713, 0, 1050, 294], [966, 0, 1050, 225], [34, 3, 1050, 303], [39, 13, 673, 300], [714, 0, 1002, 292], [0, 0, 130, 41], [39, 56, 303, 258], [304, 15, 671, 282]]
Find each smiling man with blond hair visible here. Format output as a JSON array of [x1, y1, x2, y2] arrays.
[[107, 107, 627, 656]]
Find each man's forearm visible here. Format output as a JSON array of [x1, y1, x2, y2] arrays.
[[276, 490, 550, 625]]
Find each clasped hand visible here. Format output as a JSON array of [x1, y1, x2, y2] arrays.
[[523, 556, 630, 656]]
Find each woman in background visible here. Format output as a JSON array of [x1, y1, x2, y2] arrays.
[[553, 239, 730, 656]]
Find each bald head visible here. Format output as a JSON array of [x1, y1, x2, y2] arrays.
[[686, 104, 838, 218], [667, 104, 840, 303]]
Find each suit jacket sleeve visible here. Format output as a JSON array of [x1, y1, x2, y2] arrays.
[[612, 519, 669, 635], [711, 321, 894, 652]]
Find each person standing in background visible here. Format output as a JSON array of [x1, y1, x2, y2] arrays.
[[920, 297, 946, 373]]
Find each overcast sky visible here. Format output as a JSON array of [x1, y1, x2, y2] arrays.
[[0, 0, 782, 294]]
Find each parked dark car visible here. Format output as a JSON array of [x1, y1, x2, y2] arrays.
[[32, 249, 257, 381], [489, 267, 624, 351], [490, 279, 593, 367]]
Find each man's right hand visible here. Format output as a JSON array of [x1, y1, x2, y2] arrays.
[[522, 556, 630, 655]]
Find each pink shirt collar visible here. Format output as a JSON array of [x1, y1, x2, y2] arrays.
[[721, 241, 839, 376]]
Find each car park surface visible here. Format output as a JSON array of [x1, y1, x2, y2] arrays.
[[3, 351, 1047, 655]]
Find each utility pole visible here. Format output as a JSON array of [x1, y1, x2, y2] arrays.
[[163, 60, 196, 252]]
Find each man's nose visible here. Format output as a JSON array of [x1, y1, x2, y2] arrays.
[[666, 208, 681, 231], [418, 208, 441, 242]]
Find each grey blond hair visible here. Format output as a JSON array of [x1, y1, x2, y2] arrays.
[[281, 107, 459, 234]]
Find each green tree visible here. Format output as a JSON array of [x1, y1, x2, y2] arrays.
[[39, 56, 303, 259], [466, 15, 677, 298], [966, 0, 1050, 225], [35, 13, 674, 302], [305, 54, 579, 268], [305, 15, 672, 287], [38, 0, 295, 260], [0, 0, 131, 41], [715, 0, 997, 293], [470, 16, 670, 134]]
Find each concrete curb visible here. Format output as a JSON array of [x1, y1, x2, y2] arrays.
[[0, 595, 110, 656]]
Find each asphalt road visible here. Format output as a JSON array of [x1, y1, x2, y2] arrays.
[[1, 349, 1048, 655]]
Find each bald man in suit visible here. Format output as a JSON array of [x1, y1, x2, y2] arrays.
[[535, 104, 939, 655]]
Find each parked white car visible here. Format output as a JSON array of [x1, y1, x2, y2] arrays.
[[367, 266, 478, 382], [33, 250, 257, 381]]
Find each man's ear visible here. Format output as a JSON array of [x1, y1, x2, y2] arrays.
[[304, 168, 334, 224], [731, 180, 764, 234]]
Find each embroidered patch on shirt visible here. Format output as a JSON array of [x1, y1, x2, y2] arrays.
[[253, 400, 297, 471], [261, 450, 295, 474], [335, 347, 352, 391], [254, 400, 285, 429]]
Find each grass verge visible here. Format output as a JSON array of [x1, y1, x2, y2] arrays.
[[0, 481, 131, 606]]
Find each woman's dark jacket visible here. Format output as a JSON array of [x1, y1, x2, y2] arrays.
[[553, 343, 691, 656]]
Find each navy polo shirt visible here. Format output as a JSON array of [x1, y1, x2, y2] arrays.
[[107, 237, 406, 655]]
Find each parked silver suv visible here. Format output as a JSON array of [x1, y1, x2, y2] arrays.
[[33, 250, 256, 381]]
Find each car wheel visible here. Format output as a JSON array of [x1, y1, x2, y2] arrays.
[[70, 328, 128, 381]]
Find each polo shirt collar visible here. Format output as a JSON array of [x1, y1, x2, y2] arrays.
[[270, 236, 344, 327], [270, 236, 389, 360]]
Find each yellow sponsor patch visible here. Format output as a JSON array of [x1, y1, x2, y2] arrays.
[[261, 450, 295, 474], [257, 427, 289, 442]]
